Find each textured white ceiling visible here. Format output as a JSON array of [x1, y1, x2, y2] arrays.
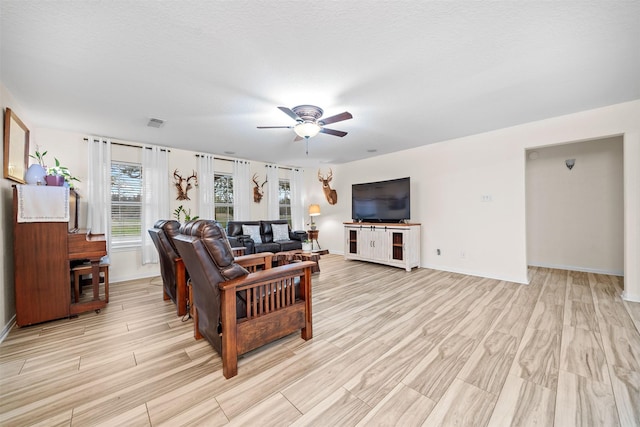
[[1, 1, 639, 167]]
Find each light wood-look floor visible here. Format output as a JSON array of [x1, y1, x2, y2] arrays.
[[1, 255, 639, 426]]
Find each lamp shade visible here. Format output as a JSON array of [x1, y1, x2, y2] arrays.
[[294, 122, 321, 139], [308, 204, 321, 216]]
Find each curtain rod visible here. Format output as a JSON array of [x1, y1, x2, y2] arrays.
[[83, 137, 170, 151], [266, 164, 294, 171], [195, 155, 298, 170], [82, 139, 300, 169], [195, 154, 237, 163]]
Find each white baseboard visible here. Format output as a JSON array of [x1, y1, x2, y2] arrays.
[[420, 264, 529, 285], [0, 315, 16, 344], [110, 272, 160, 284], [527, 262, 623, 277], [622, 291, 640, 303], [338, 251, 529, 284]]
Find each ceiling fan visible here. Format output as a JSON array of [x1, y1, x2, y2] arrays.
[[257, 105, 353, 141]]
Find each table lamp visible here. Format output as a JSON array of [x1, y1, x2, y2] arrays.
[[308, 204, 321, 230]]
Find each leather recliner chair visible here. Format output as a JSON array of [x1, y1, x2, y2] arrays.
[[174, 219, 314, 378], [148, 219, 188, 316]]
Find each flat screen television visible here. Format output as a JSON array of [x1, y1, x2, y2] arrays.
[[352, 177, 410, 223]]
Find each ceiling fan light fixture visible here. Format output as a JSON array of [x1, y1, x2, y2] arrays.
[[258, 105, 351, 142], [294, 121, 321, 139]]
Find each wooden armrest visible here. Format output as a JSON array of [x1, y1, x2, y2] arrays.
[[231, 246, 247, 256], [172, 257, 188, 316], [235, 252, 274, 263], [235, 252, 274, 271], [220, 261, 315, 291]]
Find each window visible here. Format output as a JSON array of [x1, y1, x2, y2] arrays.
[[111, 161, 142, 247], [279, 179, 291, 225], [214, 174, 234, 227]]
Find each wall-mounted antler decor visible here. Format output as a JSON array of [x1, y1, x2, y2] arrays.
[[173, 169, 198, 200], [318, 168, 337, 205], [252, 173, 267, 203]]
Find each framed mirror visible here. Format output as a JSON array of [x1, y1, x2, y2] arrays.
[[3, 107, 30, 184]]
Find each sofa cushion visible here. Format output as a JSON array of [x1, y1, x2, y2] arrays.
[[227, 221, 259, 236], [242, 224, 262, 243], [272, 223, 290, 241], [278, 240, 302, 251], [255, 242, 281, 253]]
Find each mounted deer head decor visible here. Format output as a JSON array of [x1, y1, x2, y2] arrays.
[[173, 169, 198, 200], [318, 168, 338, 205], [252, 173, 268, 203]]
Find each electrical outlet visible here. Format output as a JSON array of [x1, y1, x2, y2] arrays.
[[460, 250, 466, 259], [481, 195, 492, 202]]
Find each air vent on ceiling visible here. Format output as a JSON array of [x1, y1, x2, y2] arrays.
[[147, 118, 165, 128]]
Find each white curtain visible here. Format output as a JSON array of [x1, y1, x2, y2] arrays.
[[86, 136, 112, 254], [265, 164, 279, 220], [141, 146, 170, 264], [291, 168, 305, 230], [233, 160, 251, 220], [197, 154, 215, 220]]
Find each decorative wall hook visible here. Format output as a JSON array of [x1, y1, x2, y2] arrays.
[[565, 159, 576, 170]]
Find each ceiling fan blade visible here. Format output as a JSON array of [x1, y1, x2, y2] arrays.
[[319, 111, 352, 126], [257, 126, 293, 129], [277, 106, 300, 121], [320, 127, 348, 137], [293, 135, 304, 142]]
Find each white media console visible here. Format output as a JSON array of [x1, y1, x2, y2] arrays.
[[344, 222, 421, 271]]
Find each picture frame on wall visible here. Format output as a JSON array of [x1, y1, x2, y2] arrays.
[[3, 107, 29, 184]]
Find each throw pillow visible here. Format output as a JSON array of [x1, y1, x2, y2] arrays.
[[242, 225, 262, 244], [272, 224, 290, 241]]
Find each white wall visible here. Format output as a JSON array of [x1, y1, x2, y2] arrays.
[[315, 100, 640, 302], [526, 137, 624, 275], [323, 127, 529, 284], [1, 84, 31, 335], [3, 94, 639, 338]]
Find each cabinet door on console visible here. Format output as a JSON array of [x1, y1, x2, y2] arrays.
[[361, 227, 388, 262]]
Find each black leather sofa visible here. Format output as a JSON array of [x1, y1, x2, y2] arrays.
[[227, 220, 307, 254]]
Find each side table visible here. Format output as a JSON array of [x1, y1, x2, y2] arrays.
[[307, 229, 321, 250]]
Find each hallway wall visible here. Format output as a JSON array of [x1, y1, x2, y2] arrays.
[[526, 136, 624, 274]]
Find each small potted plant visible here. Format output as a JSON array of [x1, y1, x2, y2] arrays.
[[173, 205, 199, 223], [302, 239, 313, 252], [46, 158, 80, 188]]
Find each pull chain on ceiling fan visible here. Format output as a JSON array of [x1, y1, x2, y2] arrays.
[[257, 105, 353, 151]]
